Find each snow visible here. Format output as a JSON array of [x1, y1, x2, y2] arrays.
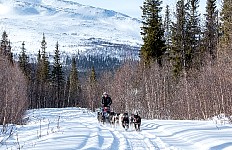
[[0, 4, 11, 15], [1, 107, 232, 150]]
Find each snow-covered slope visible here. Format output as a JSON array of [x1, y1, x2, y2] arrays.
[[0, 0, 142, 61]]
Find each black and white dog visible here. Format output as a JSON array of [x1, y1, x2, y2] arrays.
[[133, 114, 141, 131], [110, 113, 120, 127], [97, 111, 104, 123], [120, 113, 130, 131]]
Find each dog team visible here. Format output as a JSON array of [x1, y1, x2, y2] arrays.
[[98, 110, 142, 131], [115, 111, 141, 131], [98, 92, 142, 131]]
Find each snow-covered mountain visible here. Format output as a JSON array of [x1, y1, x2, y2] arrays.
[[0, 0, 142, 62]]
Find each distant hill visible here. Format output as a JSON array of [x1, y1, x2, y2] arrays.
[[0, 0, 142, 67]]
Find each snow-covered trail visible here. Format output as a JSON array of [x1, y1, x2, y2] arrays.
[[0, 108, 162, 150], [1, 107, 232, 150]]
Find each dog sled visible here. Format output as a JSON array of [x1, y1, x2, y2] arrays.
[[97, 106, 111, 124]]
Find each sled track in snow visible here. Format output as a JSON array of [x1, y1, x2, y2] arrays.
[[99, 123, 160, 150], [122, 131, 160, 150]]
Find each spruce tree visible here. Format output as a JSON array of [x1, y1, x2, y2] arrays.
[[68, 57, 80, 106], [63, 76, 70, 107], [90, 66, 97, 84], [37, 33, 50, 108], [164, 5, 172, 56], [89, 66, 98, 110], [35, 49, 42, 84], [40, 33, 50, 83], [185, 0, 201, 69], [18, 42, 34, 109], [51, 41, 64, 108], [220, 0, 232, 46], [140, 0, 166, 66], [0, 31, 13, 63], [32, 49, 42, 108], [51, 41, 64, 84], [0, 31, 8, 54], [171, 0, 186, 77], [204, 0, 218, 60], [36, 49, 42, 78], [19, 41, 30, 78], [171, 0, 201, 76], [37, 49, 41, 64]]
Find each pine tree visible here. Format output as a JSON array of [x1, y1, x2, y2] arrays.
[[51, 41, 64, 108], [68, 57, 80, 106], [204, 0, 218, 60], [140, 0, 166, 66], [19, 41, 30, 78]]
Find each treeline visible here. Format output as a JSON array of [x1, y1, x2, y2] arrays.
[[64, 54, 121, 72], [19, 34, 122, 109], [94, 0, 232, 120], [0, 30, 122, 125]]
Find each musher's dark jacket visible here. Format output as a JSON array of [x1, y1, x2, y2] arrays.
[[101, 96, 112, 107]]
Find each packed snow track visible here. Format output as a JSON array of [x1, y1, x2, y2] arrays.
[[1, 107, 232, 150], [0, 108, 162, 150]]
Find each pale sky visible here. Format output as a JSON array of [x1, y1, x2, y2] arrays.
[[0, 0, 221, 18], [77, 0, 144, 18], [77, 0, 211, 19]]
